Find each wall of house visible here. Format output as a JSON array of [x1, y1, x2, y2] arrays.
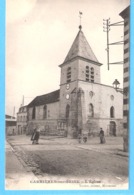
[[17, 110, 27, 134], [6, 126, 17, 136], [120, 7, 129, 152]]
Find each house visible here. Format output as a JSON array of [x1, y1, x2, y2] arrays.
[[6, 115, 17, 136], [17, 105, 28, 134], [119, 6, 130, 151]]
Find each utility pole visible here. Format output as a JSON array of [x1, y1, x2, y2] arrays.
[[103, 19, 124, 70]]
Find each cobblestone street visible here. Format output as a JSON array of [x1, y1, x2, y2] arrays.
[[6, 135, 128, 190]]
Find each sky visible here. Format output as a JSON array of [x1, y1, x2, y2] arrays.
[[6, 0, 129, 117]]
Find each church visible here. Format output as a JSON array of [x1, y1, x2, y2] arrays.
[[27, 25, 123, 138]]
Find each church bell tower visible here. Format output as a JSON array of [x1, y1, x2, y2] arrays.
[[59, 25, 102, 138]]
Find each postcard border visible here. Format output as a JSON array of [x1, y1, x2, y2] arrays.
[[0, 0, 134, 194]]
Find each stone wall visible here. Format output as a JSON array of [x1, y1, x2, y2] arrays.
[[28, 102, 59, 121], [27, 119, 59, 135]]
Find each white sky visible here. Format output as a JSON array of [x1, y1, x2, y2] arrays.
[[6, 0, 129, 116]]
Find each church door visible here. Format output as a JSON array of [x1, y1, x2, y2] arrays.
[[109, 121, 116, 136]]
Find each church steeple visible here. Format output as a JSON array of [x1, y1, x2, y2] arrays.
[[63, 28, 102, 66]]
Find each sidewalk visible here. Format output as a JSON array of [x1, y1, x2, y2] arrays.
[[6, 141, 38, 190]]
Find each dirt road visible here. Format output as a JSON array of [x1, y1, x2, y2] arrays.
[[6, 135, 128, 190]]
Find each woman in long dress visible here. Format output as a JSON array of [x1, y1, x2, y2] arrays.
[[31, 128, 40, 144]]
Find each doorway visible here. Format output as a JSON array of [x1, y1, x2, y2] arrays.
[[109, 121, 116, 136]]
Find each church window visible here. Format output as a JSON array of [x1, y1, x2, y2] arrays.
[[90, 67, 94, 82], [89, 103, 94, 117], [43, 105, 47, 119], [85, 66, 89, 81], [110, 106, 115, 118], [67, 67, 71, 83], [66, 104, 70, 119], [32, 107, 36, 119]]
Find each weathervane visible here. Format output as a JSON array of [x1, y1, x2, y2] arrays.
[[79, 11, 83, 30]]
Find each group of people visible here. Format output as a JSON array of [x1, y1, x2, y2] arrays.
[[30, 127, 105, 145], [78, 128, 106, 144]]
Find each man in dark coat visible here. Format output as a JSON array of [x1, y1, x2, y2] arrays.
[[31, 128, 40, 144], [99, 128, 105, 144]]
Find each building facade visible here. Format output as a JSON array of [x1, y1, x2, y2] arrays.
[[119, 6, 130, 152], [27, 90, 60, 135], [17, 105, 28, 134], [6, 115, 17, 136], [27, 26, 123, 138]]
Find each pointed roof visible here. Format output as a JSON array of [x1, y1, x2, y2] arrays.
[[63, 27, 101, 65], [28, 90, 60, 108]]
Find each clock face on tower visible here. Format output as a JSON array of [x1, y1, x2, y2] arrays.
[[66, 94, 70, 100], [66, 84, 70, 90]]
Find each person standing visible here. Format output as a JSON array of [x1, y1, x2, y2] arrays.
[[35, 128, 40, 144], [31, 128, 37, 144], [99, 128, 105, 144], [31, 127, 40, 144]]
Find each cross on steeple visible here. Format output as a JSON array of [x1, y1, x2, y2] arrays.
[[79, 11, 83, 30]]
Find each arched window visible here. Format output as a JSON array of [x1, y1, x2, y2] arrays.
[[67, 67, 71, 83], [43, 105, 47, 119], [32, 107, 36, 119], [89, 103, 94, 117], [66, 104, 70, 118], [110, 106, 115, 118], [85, 66, 89, 81], [90, 67, 94, 82]]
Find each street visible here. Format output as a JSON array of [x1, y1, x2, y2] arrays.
[[6, 135, 128, 190]]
